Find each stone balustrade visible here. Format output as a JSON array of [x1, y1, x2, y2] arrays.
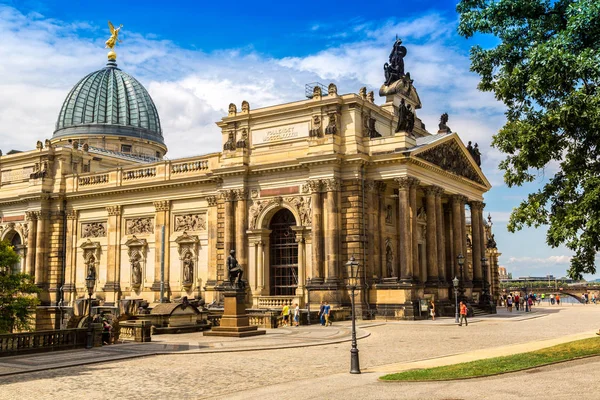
[[0, 326, 101, 356], [171, 160, 209, 174], [122, 167, 156, 180], [257, 296, 295, 308], [78, 174, 109, 186]]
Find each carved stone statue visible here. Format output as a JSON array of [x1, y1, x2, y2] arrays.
[[406, 104, 415, 134], [228, 103, 237, 115], [86, 255, 96, 279], [367, 91, 375, 103], [466, 234, 472, 248], [183, 252, 193, 284], [236, 129, 248, 149], [359, 87, 367, 99], [473, 143, 482, 167], [386, 245, 394, 277], [241, 100, 250, 113], [438, 112, 451, 133], [313, 86, 322, 99], [310, 116, 322, 137], [395, 99, 409, 133], [384, 38, 407, 86], [131, 253, 142, 286], [385, 204, 393, 224], [328, 83, 337, 96], [36, 141, 43, 150], [325, 113, 337, 135], [368, 117, 381, 138], [223, 130, 236, 151], [227, 249, 244, 288], [487, 233, 497, 249]]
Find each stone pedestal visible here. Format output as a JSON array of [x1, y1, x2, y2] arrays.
[[204, 288, 265, 338]]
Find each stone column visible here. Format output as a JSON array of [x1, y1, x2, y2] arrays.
[[395, 178, 411, 281], [451, 195, 463, 279], [234, 189, 248, 279], [376, 182, 387, 279], [324, 178, 341, 283], [104, 205, 122, 303], [292, 227, 306, 297], [435, 188, 446, 283], [34, 210, 48, 286], [425, 186, 438, 284], [206, 196, 218, 285], [256, 240, 264, 291], [444, 204, 454, 282], [470, 201, 484, 285], [153, 200, 171, 299], [409, 178, 420, 282], [460, 197, 469, 282], [25, 211, 37, 276], [479, 205, 487, 263], [308, 180, 324, 282], [364, 180, 376, 279], [63, 210, 78, 304]]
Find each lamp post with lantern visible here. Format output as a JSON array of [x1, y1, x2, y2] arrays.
[[85, 269, 96, 349], [345, 255, 361, 374], [453, 276, 460, 323]]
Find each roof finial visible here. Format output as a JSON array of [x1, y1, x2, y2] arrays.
[[105, 20, 123, 62]]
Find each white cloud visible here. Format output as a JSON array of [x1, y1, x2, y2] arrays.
[[506, 255, 572, 266]]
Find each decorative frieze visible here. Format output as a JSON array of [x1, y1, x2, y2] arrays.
[[174, 214, 206, 232], [125, 218, 154, 235], [286, 196, 312, 226], [81, 222, 107, 238]]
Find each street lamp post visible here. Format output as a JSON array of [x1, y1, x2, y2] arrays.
[[346, 255, 361, 374], [453, 276, 460, 323], [306, 277, 311, 326], [457, 253, 465, 301], [481, 257, 489, 305], [85, 269, 96, 349]]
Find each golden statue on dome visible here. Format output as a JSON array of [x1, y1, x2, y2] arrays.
[[105, 21, 123, 60]]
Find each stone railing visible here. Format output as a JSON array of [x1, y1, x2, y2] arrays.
[[78, 174, 109, 186], [257, 296, 295, 308], [0, 326, 102, 357], [122, 167, 156, 180], [68, 155, 216, 193], [171, 160, 209, 174], [118, 320, 152, 342]]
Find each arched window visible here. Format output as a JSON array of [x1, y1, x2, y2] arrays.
[[269, 209, 298, 296], [10, 233, 22, 274]]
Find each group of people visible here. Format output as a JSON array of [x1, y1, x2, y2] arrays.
[[281, 303, 300, 327], [502, 292, 540, 312], [319, 301, 332, 326]]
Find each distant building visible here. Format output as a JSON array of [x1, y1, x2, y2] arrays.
[[498, 267, 508, 280]]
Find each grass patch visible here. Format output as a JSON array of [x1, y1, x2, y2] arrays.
[[380, 337, 600, 381]]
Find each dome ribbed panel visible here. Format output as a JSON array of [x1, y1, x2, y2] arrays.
[[54, 65, 163, 143]]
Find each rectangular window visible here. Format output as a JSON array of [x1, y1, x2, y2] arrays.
[[121, 144, 132, 153]]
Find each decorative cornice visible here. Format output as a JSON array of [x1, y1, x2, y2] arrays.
[[154, 200, 171, 212], [106, 205, 121, 216]]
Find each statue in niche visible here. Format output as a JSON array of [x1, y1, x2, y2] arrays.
[[86, 255, 96, 279], [385, 204, 393, 224], [386, 245, 394, 277], [384, 37, 407, 86], [438, 112, 451, 133], [227, 249, 244, 288], [183, 252, 193, 284], [223, 130, 236, 151], [131, 253, 142, 286]]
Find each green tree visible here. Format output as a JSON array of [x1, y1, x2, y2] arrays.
[[0, 240, 40, 333], [457, 0, 600, 279]]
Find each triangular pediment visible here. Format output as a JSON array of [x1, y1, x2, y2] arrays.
[[413, 135, 489, 187]]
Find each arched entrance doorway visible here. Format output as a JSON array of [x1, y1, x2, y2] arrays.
[[5, 231, 23, 274], [269, 209, 298, 296]]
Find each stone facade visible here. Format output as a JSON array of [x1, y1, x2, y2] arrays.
[[0, 48, 500, 328]]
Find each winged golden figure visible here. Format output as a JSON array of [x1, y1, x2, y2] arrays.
[[105, 21, 123, 50]]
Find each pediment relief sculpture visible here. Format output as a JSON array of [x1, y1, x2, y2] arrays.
[[415, 140, 485, 185]]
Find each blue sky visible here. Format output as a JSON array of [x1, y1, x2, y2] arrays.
[[1, 1, 597, 280]]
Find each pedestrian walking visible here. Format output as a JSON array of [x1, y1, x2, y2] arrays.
[[507, 295, 513, 312], [318, 301, 325, 326], [293, 303, 300, 327], [515, 293, 520, 311], [429, 299, 436, 321], [282, 304, 290, 327], [556, 294, 560, 305], [102, 318, 112, 345], [323, 301, 332, 326], [458, 301, 468, 326]]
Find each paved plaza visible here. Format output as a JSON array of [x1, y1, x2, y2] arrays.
[[1, 304, 599, 399]]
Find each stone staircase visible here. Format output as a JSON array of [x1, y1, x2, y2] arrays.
[[470, 305, 493, 317]]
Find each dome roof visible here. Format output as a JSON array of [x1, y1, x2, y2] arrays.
[[53, 60, 164, 144]]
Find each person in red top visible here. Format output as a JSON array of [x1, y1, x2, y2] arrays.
[[459, 301, 468, 327]]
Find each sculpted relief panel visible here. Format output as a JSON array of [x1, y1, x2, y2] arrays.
[[81, 222, 107, 238], [248, 196, 312, 229], [174, 214, 206, 232], [125, 217, 154, 235], [416, 140, 485, 185]]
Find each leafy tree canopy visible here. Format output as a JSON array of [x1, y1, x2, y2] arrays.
[[457, 0, 600, 279], [0, 240, 40, 333]]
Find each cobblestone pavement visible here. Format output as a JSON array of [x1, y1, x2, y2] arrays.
[[0, 304, 598, 400]]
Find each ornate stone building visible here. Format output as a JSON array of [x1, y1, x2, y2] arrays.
[[0, 38, 500, 329]]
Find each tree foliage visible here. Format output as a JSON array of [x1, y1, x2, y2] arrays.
[[0, 240, 40, 333], [457, 0, 600, 279]]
